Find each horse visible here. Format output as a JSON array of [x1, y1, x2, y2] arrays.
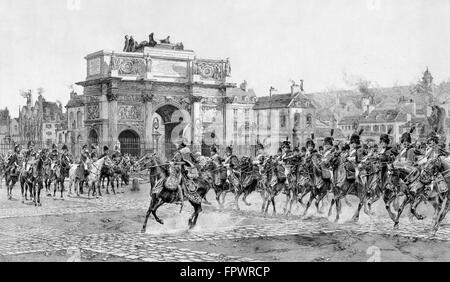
[[52, 155, 71, 199], [233, 156, 260, 211], [390, 162, 431, 228], [421, 156, 450, 235], [281, 155, 302, 215], [4, 157, 21, 200], [195, 157, 228, 208], [141, 157, 210, 232], [86, 156, 113, 198], [301, 153, 333, 217], [260, 157, 286, 215], [18, 151, 46, 206], [100, 162, 116, 194]]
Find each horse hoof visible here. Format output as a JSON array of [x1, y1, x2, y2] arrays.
[[393, 223, 399, 229], [156, 219, 164, 225], [141, 228, 146, 234]]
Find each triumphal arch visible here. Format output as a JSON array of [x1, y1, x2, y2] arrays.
[[76, 41, 236, 159]]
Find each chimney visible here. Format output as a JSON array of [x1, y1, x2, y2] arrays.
[[240, 80, 247, 91], [290, 82, 301, 96], [300, 79, 304, 92]]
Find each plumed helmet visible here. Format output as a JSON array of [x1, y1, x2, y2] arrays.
[[82, 144, 88, 150], [350, 129, 363, 145], [226, 146, 233, 153], [210, 145, 218, 153], [324, 129, 334, 146], [324, 137, 334, 146], [91, 144, 97, 150], [14, 144, 20, 152], [400, 127, 415, 144], [52, 144, 57, 149]]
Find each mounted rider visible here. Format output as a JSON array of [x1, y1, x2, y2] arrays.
[[23, 141, 37, 173], [223, 146, 240, 192], [172, 142, 199, 180], [392, 127, 416, 173], [90, 144, 98, 161], [6, 143, 21, 176], [320, 130, 337, 184], [210, 145, 226, 186], [299, 134, 317, 186], [99, 145, 110, 159], [60, 144, 71, 173], [346, 129, 365, 181]]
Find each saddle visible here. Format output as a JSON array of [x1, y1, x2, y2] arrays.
[[345, 162, 356, 180], [434, 173, 448, 193]]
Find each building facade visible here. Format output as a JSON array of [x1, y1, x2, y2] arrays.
[[70, 43, 252, 159]]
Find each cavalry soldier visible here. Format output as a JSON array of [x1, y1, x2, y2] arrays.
[[210, 145, 226, 187], [79, 144, 91, 177], [50, 144, 59, 160], [320, 131, 336, 183], [223, 146, 240, 192], [253, 142, 267, 167], [393, 128, 416, 172], [23, 141, 37, 172], [346, 129, 364, 181], [173, 142, 199, 180], [375, 130, 398, 187], [6, 144, 21, 176], [90, 145, 98, 161], [60, 144, 71, 171], [99, 145, 110, 159]]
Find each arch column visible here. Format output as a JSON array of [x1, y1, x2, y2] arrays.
[[106, 80, 119, 148], [142, 85, 153, 154]]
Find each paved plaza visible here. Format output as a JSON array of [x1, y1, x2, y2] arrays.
[[0, 179, 449, 262]]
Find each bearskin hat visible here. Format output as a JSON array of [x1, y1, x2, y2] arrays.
[[27, 140, 35, 148], [82, 144, 88, 150], [62, 144, 68, 151], [400, 127, 415, 144], [350, 129, 363, 145], [103, 145, 109, 151], [379, 134, 390, 144], [342, 143, 350, 151], [226, 146, 233, 153], [324, 129, 334, 146], [210, 145, 218, 153], [305, 133, 315, 148], [427, 131, 439, 144], [281, 140, 291, 150]]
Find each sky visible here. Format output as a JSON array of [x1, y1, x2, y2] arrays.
[[1, 0, 450, 117]]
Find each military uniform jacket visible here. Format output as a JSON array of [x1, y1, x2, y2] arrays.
[[224, 154, 240, 171]]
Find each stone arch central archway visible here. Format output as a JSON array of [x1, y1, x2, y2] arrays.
[[118, 129, 140, 156], [155, 103, 190, 159]]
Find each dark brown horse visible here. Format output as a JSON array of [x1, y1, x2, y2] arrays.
[[141, 155, 210, 232]]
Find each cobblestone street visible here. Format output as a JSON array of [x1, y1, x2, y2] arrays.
[[0, 180, 449, 262]]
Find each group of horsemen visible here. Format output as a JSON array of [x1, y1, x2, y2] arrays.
[[3, 141, 127, 193], [165, 127, 450, 211]]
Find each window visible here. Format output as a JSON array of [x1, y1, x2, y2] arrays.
[[280, 113, 286, 128], [306, 114, 312, 127], [374, 125, 379, 132], [59, 134, 63, 143], [233, 109, 238, 118], [244, 121, 250, 131], [245, 135, 249, 145], [77, 111, 82, 128], [233, 120, 238, 131], [294, 113, 300, 128], [69, 112, 75, 129], [244, 109, 249, 119]]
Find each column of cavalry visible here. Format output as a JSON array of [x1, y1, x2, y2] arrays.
[[140, 128, 450, 235], [1, 142, 135, 206]]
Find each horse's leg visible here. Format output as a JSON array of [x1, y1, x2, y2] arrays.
[[394, 195, 410, 228], [351, 197, 364, 222], [328, 197, 336, 217], [111, 176, 116, 195], [271, 196, 276, 215], [410, 194, 425, 221], [288, 187, 297, 215], [283, 190, 291, 215], [335, 197, 342, 223], [188, 202, 203, 229], [151, 198, 165, 225], [60, 179, 65, 199], [142, 196, 157, 233], [302, 191, 315, 217]]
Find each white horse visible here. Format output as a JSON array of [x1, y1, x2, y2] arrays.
[[68, 156, 113, 198]]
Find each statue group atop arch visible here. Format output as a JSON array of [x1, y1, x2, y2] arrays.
[[123, 33, 184, 52]]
